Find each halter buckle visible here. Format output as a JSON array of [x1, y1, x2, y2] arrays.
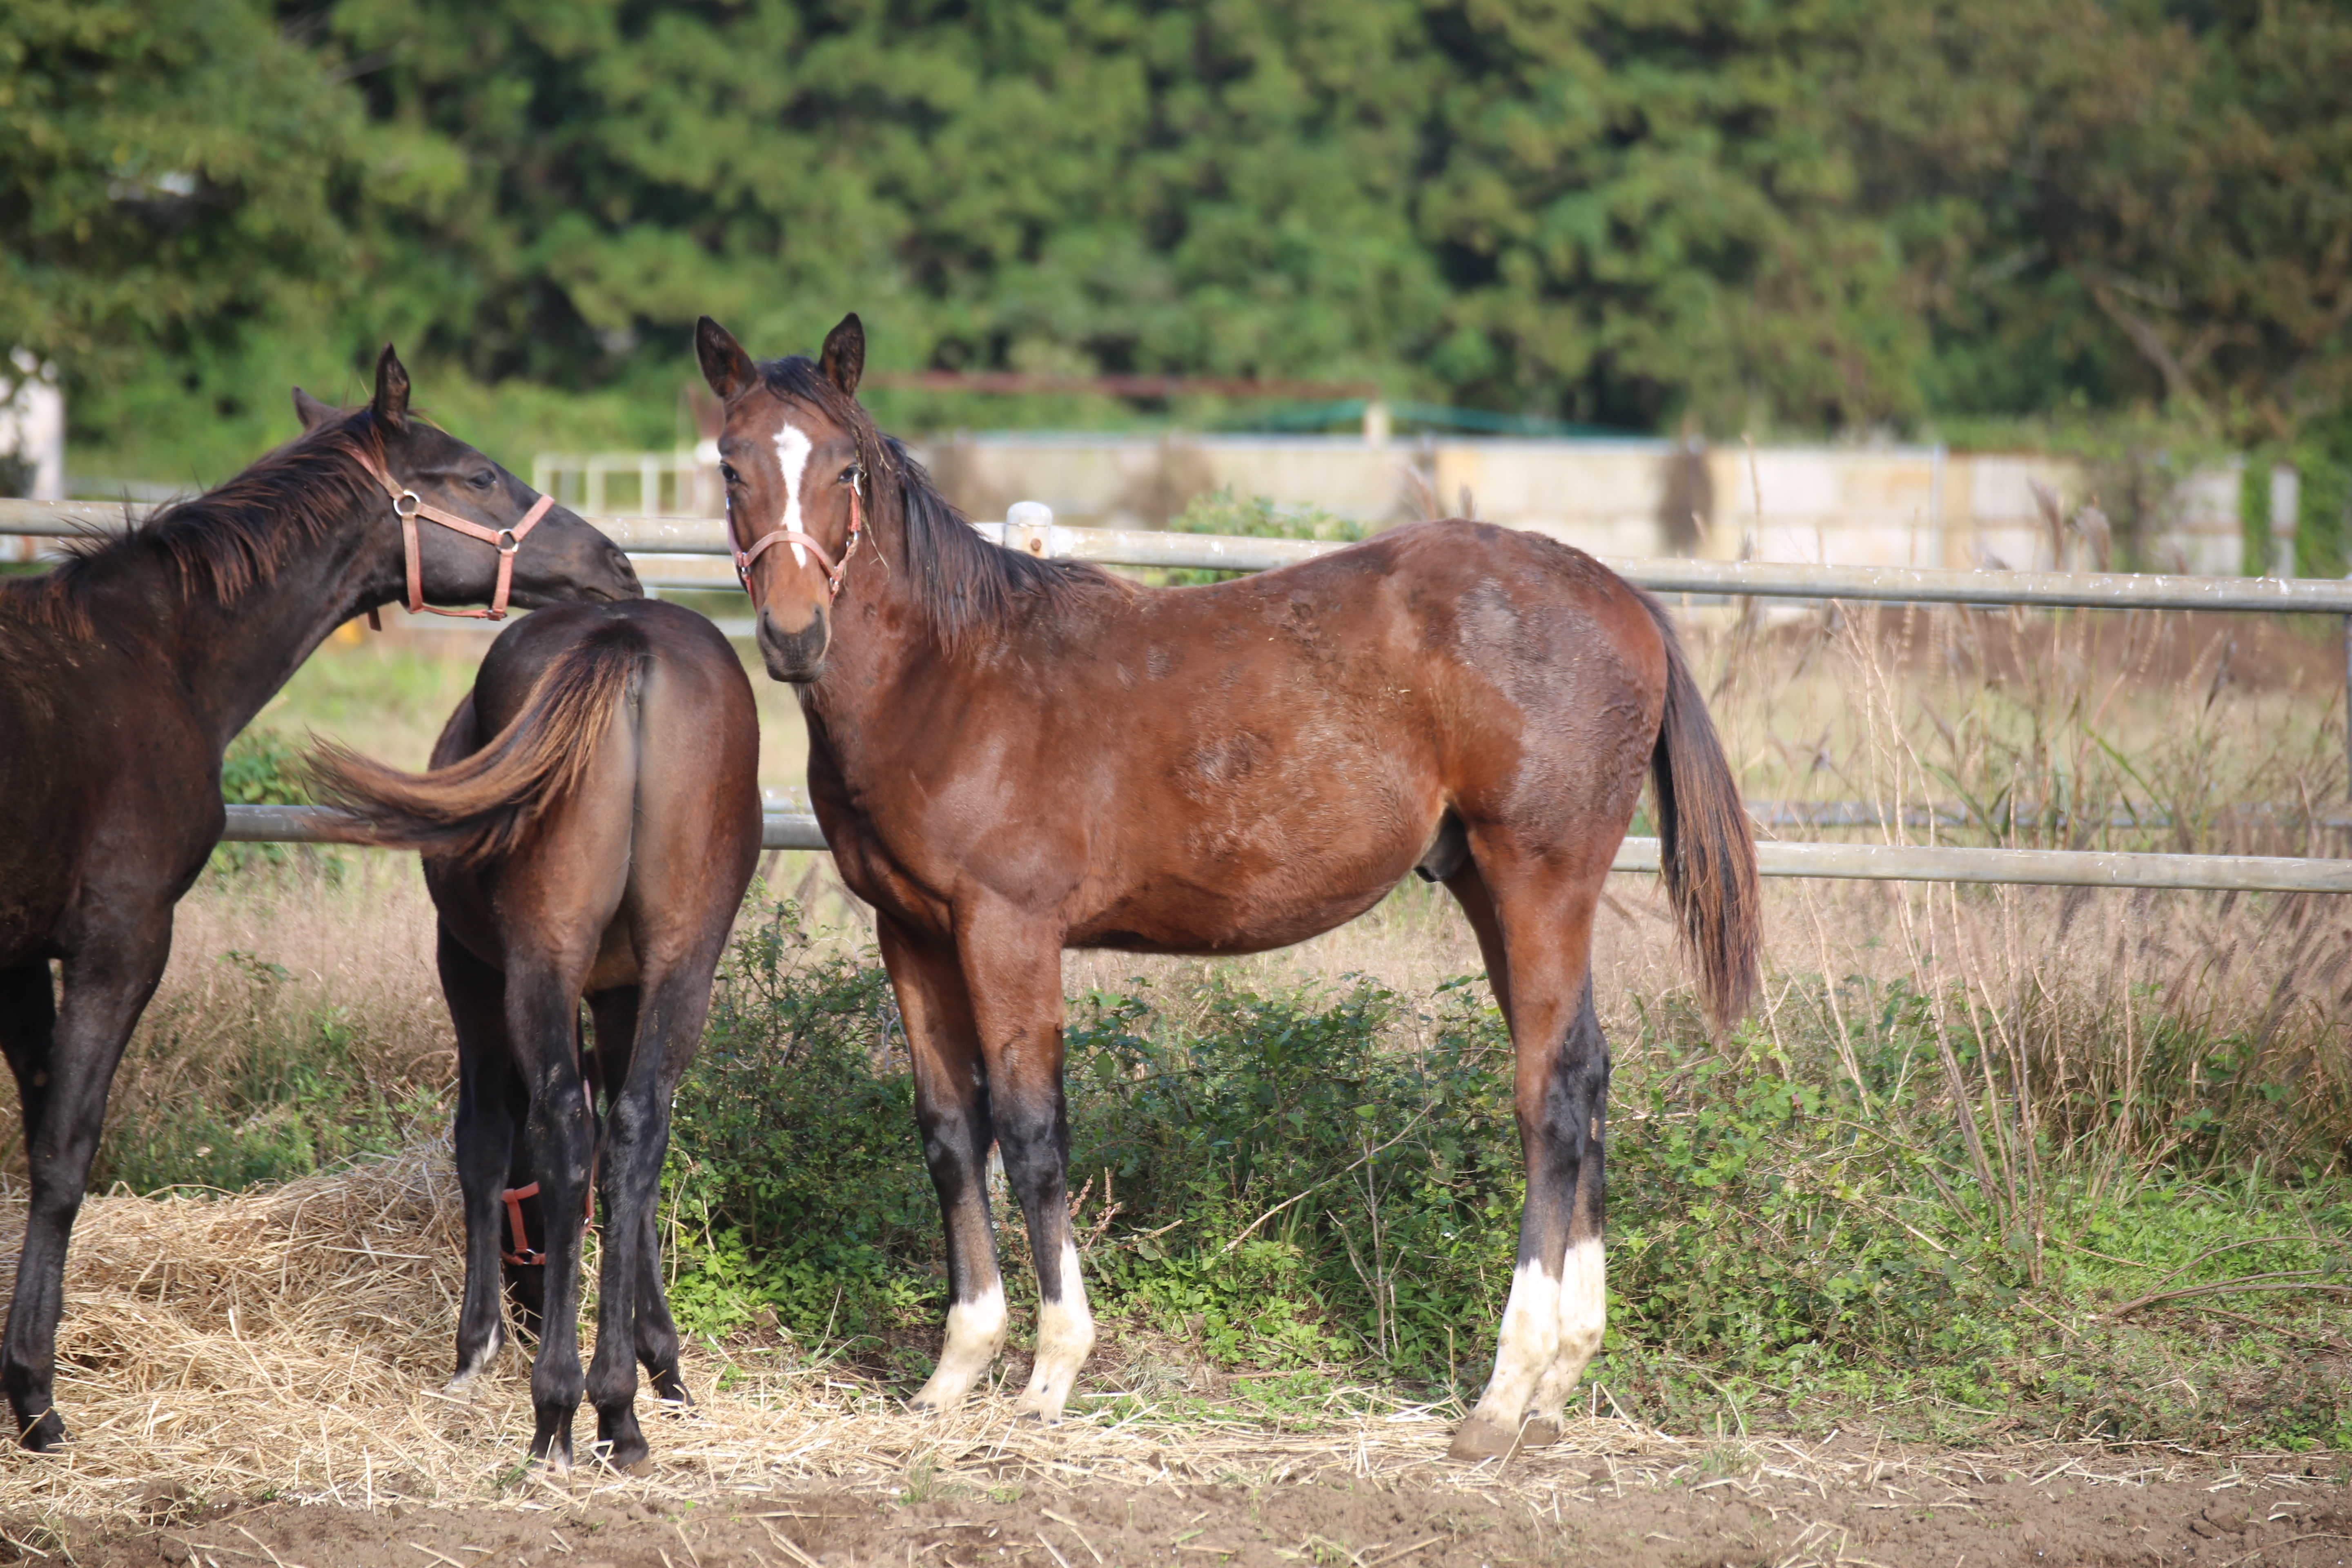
[[393, 490, 422, 519]]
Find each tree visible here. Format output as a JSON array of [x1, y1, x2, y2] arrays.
[[0, 0, 363, 385]]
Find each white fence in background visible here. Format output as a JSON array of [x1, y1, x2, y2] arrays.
[[532, 435, 2287, 578], [5, 494, 2348, 895]]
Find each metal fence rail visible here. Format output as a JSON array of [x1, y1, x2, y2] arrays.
[[220, 807, 2352, 893], [10, 499, 2352, 612], [22, 495, 2351, 893]]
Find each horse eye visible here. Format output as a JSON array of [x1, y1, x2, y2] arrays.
[[468, 470, 496, 490], [840, 465, 861, 488], [719, 462, 741, 486]]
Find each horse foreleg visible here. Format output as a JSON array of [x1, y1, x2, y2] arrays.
[[883, 918, 1006, 1413], [0, 964, 58, 1156], [961, 918, 1093, 1423], [440, 927, 514, 1392], [1446, 860, 1608, 1463], [3, 916, 170, 1449]]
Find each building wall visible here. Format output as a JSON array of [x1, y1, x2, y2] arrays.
[[904, 432, 2247, 574]]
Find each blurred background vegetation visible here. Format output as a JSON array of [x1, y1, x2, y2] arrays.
[[5, 0, 2349, 486]]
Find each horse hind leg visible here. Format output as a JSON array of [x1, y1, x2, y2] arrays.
[[1443, 858, 1610, 1463], [586, 964, 720, 1471], [585, 986, 689, 1408], [1520, 982, 1608, 1448], [441, 927, 517, 1392]]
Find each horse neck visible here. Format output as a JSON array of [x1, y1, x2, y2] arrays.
[[801, 497, 972, 758], [96, 501, 388, 754]]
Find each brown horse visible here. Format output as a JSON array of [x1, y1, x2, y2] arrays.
[[0, 348, 639, 1449], [312, 599, 761, 1468], [693, 314, 1761, 1461]]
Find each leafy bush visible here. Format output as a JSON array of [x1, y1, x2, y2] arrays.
[[660, 900, 2350, 1446], [1147, 492, 1371, 586], [97, 949, 438, 1193], [210, 728, 339, 877]]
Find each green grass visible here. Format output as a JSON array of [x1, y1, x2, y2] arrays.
[[655, 893, 2352, 1452]]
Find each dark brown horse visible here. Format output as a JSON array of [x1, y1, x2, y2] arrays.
[[0, 348, 639, 1449], [693, 315, 1761, 1461], [312, 600, 761, 1468]]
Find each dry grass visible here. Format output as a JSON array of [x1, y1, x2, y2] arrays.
[[13, 602, 2344, 1526], [0, 1143, 2326, 1530]]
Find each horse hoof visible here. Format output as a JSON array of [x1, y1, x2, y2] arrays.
[[1446, 1414, 1521, 1462], [651, 1370, 694, 1408], [1519, 1417, 1562, 1448], [18, 1411, 66, 1453]]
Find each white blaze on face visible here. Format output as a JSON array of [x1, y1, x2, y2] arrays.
[[772, 420, 815, 568]]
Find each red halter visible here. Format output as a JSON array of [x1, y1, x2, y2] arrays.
[[731, 476, 862, 599], [356, 451, 555, 629]]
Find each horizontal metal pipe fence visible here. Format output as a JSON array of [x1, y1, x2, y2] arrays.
[[10, 499, 2352, 611], [219, 806, 2352, 893], [22, 494, 2348, 892]]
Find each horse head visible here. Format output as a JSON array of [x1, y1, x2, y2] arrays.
[[294, 345, 641, 620], [695, 314, 871, 682]]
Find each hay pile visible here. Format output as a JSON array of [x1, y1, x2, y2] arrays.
[[0, 1145, 1676, 1523], [0, 1147, 2285, 1527]]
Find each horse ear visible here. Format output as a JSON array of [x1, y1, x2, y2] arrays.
[[370, 344, 410, 434], [697, 317, 757, 401], [292, 388, 337, 431], [819, 312, 864, 397]]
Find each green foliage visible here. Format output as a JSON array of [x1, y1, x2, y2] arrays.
[[1062, 974, 1521, 1372], [18, 2, 2352, 483], [1149, 490, 1368, 585], [208, 727, 337, 877], [95, 949, 436, 1193], [665, 898, 940, 1345], [2293, 444, 2348, 581], [657, 902, 2350, 1446], [0, 0, 362, 389]]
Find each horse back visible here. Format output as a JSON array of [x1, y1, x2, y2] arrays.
[[826, 518, 1670, 954]]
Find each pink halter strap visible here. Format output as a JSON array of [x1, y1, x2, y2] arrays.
[[356, 450, 555, 628], [732, 482, 861, 599]]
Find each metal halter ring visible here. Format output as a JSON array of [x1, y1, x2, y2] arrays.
[[495, 528, 520, 555], [392, 490, 422, 519]]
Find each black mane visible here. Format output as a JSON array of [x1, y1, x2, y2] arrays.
[[760, 356, 1123, 650], [1, 415, 384, 640]]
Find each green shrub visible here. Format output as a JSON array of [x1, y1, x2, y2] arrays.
[[97, 949, 439, 1192], [209, 727, 340, 878], [657, 899, 2350, 1444]]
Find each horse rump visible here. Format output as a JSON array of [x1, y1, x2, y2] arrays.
[[309, 618, 650, 867]]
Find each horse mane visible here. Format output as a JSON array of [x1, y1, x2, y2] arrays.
[[0, 414, 386, 641], [760, 356, 1125, 652]]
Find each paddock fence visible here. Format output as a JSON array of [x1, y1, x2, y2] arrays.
[[8, 497, 2350, 895]]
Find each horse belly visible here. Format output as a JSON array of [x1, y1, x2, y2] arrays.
[[1071, 836, 1417, 956]]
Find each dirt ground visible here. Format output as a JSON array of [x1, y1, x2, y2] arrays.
[[24, 1428, 2348, 1568]]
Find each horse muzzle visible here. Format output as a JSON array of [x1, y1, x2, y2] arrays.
[[757, 604, 829, 682]]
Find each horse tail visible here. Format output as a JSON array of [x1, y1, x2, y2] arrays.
[[310, 619, 649, 869], [1639, 595, 1761, 1029]]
